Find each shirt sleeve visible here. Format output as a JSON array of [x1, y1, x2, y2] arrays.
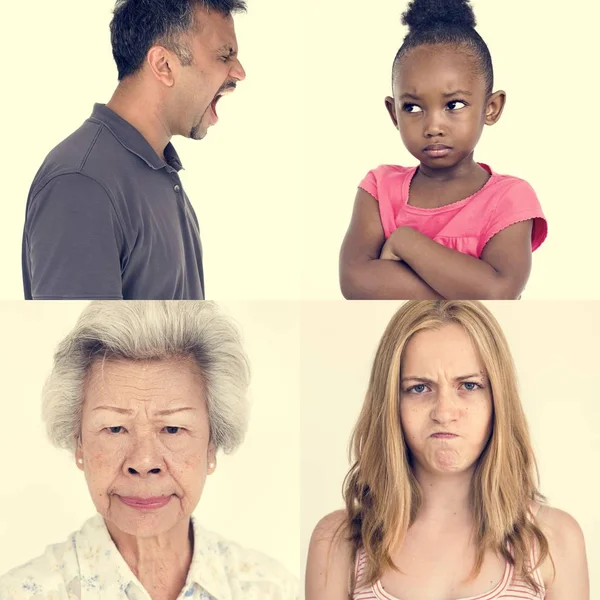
[[24, 173, 126, 299], [479, 179, 548, 255], [358, 169, 378, 200]]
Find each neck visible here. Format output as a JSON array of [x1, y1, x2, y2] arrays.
[[106, 80, 172, 161], [105, 517, 193, 599], [414, 465, 474, 524], [417, 152, 483, 183]]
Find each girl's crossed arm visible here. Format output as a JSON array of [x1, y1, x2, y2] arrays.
[[380, 218, 533, 299], [339, 189, 443, 299]]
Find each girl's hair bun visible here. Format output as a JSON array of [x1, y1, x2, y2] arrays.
[[402, 0, 477, 31]]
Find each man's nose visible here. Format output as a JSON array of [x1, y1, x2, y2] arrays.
[[231, 58, 246, 82]]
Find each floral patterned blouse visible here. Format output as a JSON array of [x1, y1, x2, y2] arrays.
[[0, 514, 298, 599]]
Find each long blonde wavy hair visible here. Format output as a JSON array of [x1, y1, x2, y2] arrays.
[[343, 301, 551, 594]]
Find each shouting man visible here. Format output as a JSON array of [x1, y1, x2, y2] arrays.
[[23, 0, 246, 299]]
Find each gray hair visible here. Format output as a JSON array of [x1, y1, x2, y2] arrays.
[[42, 301, 250, 454]]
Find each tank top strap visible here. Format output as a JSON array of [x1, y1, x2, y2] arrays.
[[354, 546, 367, 587], [526, 504, 546, 597]]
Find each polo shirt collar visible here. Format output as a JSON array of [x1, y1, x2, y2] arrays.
[[89, 103, 184, 172]]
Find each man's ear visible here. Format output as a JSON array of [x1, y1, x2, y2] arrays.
[[147, 45, 177, 88]]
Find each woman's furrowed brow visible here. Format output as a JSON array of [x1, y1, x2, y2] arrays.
[[92, 405, 132, 414], [154, 407, 196, 416], [401, 373, 483, 384], [91, 406, 196, 415]]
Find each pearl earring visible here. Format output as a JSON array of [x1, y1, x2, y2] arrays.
[[78, 458, 84, 464], [209, 462, 215, 469]]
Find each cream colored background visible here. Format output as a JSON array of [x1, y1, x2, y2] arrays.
[[1, 1, 599, 299], [300, 301, 600, 596], [0, 302, 300, 579]]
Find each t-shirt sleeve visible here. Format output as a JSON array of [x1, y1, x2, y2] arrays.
[[24, 173, 126, 299], [358, 169, 378, 200], [480, 179, 548, 255]]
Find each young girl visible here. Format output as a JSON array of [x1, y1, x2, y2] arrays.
[[339, 0, 547, 300]]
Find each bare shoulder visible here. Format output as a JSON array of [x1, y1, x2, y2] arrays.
[[306, 510, 353, 600], [312, 509, 349, 540], [535, 503, 585, 545], [533, 503, 589, 599]]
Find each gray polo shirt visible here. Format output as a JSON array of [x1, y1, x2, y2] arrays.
[[22, 103, 205, 299]]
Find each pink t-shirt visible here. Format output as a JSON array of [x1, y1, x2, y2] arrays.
[[359, 163, 547, 258]]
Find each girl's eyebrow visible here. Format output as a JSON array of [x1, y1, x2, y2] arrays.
[[399, 90, 473, 101], [443, 90, 472, 97]]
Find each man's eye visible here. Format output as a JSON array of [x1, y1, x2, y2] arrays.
[[447, 100, 467, 110], [403, 103, 422, 113], [107, 426, 124, 434]]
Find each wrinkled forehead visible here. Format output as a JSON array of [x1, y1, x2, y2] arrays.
[[83, 356, 207, 412], [401, 324, 487, 378], [394, 44, 484, 96]]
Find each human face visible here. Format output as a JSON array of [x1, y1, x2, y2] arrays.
[[399, 324, 493, 476], [75, 358, 216, 538], [174, 9, 246, 140], [385, 44, 504, 172]]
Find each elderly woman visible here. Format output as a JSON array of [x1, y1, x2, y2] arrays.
[[0, 301, 298, 600], [306, 301, 589, 600]]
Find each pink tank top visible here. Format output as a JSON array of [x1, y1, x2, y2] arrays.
[[352, 544, 545, 600]]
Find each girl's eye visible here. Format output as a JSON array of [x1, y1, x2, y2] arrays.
[[402, 103, 423, 113], [107, 426, 124, 434], [407, 383, 429, 394], [462, 381, 481, 391], [163, 426, 181, 435], [447, 100, 467, 111]]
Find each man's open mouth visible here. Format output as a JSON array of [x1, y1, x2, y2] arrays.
[[210, 85, 236, 119], [210, 94, 222, 119]]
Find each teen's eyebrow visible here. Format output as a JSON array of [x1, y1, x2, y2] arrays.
[[401, 373, 484, 384]]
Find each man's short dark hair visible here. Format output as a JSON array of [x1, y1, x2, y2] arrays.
[[110, 0, 247, 80]]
